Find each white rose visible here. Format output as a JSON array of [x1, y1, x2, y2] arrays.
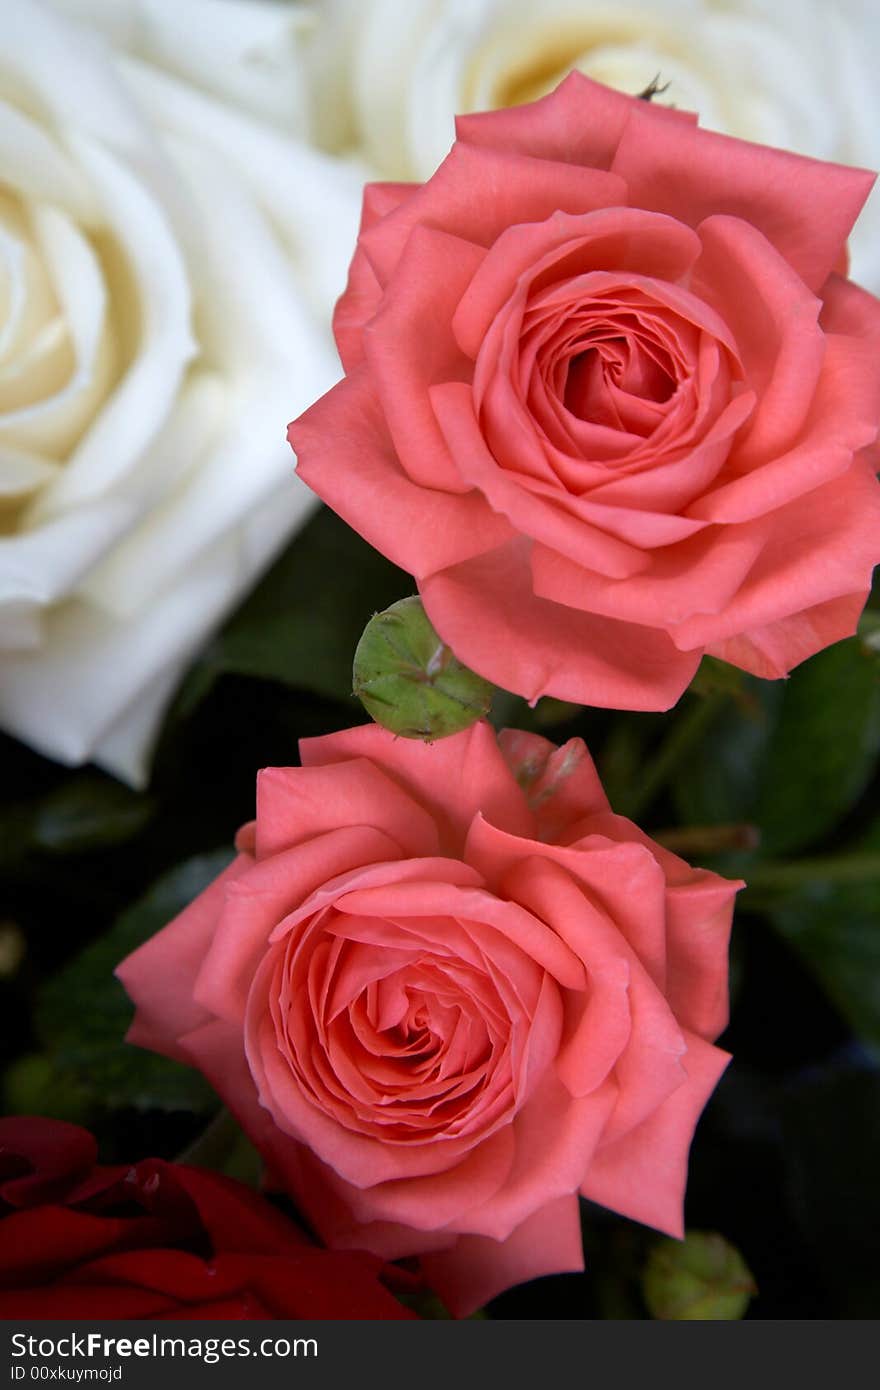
[[0, 0, 366, 785], [305, 0, 880, 289]]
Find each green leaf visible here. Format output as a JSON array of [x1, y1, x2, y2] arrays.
[[0, 774, 154, 870], [598, 717, 658, 817], [766, 819, 880, 1058], [671, 680, 782, 828], [173, 508, 411, 716], [689, 655, 750, 700], [1, 1053, 91, 1125], [35, 851, 232, 1114], [754, 638, 880, 856], [531, 698, 583, 729], [31, 775, 155, 853], [673, 639, 880, 856], [620, 692, 728, 820]]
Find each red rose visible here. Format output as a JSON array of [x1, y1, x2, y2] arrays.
[[289, 74, 880, 710], [0, 1117, 414, 1319], [118, 722, 739, 1316]]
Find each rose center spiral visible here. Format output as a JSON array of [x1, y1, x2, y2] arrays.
[[563, 334, 676, 422]]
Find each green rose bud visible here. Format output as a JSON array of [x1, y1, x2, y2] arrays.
[[353, 596, 494, 740], [642, 1231, 757, 1320]]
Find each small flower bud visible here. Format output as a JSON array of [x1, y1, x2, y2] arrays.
[[642, 1231, 756, 1320], [353, 596, 494, 740]]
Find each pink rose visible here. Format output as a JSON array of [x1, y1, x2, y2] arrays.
[[289, 74, 880, 709], [118, 722, 739, 1316]]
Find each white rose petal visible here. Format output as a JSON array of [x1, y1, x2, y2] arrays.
[[0, 496, 137, 619], [48, 0, 315, 134], [0, 480, 308, 784], [27, 134, 196, 520], [3, 204, 114, 464], [119, 57, 368, 318], [0, 100, 96, 219], [0, 539, 241, 771], [0, 0, 360, 783], [0, 449, 60, 499]]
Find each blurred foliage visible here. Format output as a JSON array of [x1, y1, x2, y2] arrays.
[[173, 506, 411, 717], [765, 819, 880, 1059], [672, 638, 880, 855], [1, 506, 879, 1315]]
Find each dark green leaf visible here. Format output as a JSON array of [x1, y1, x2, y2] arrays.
[[754, 639, 880, 856], [35, 851, 232, 1114], [598, 718, 658, 817], [1, 1053, 91, 1124], [674, 640, 880, 856], [172, 508, 411, 716], [689, 655, 750, 700], [531, 698, 583, 729], [766, 820, 880, 1058], [32, 775, 155, 853], [671, 680, 782, 828], [0, 774, 154, 870]]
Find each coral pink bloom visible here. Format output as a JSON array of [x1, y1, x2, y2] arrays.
[[289, 74, 880, 709], [119, 722, 740, 1315]]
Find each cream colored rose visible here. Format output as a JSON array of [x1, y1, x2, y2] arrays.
[[0, 0, 365, 784], [305, 0, 880, 288]]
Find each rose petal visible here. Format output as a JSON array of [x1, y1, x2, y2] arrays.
[[497, 729, 610, 835], [430, 379, 650, 578], [530, 518, 770, 628], [290, 366, 514, 579], [445, 1075, 616, 1242], [690, 337, 880, 523], [454, 69, 694, 168], [364, 224, 486, 493], [326, 1129, 515, 1234], [672, 459, 880, 651], [333, 880, 585, 990], [421, 1192, 584, 1318], [572, 809, 741, 1042], [581, 1031, 730, 1238], [255, 760, 441, 860], [612, 101, 875, 291], [358, 137, 628, 289], [453, 206, 701, 361], [692, 214, 826, 465], [334, 183, 416, 370], [468, 818, 669, 988], [29, 134, 195, 515], [194, 828, 405, 1026], [707, 590, 870, 679], [299, 720, 535, 846], [422, 539, 701, 708], [117, 853, 247, 1061]]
